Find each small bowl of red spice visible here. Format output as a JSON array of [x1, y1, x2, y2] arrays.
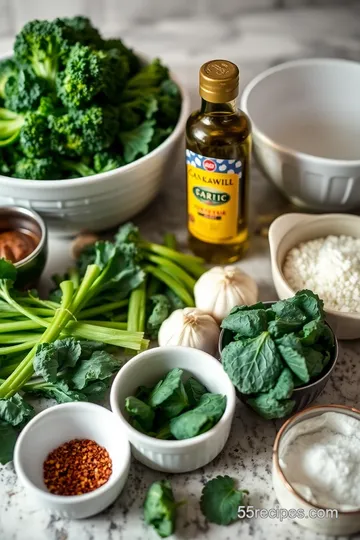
[[14, 402, 130, 519], [0, 205, 47, 288]]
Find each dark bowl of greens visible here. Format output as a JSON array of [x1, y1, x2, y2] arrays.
[[218, 291, 338, 420]]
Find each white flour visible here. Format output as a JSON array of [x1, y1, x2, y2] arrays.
[[279, 411, 360, 510], [283, 235, 360, 313]]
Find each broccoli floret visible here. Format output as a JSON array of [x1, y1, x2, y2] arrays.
[[14, 156, 61, 180], [59, 16, 103, 47], [14, 19, 71, 83], [118, 94, 158, 131], [62, 157, 95, 177], [102, 38, 140, 76], [156, 79, 181, 128], [56, 43, 129, 107], [0, 59, 18, 99], [4, 68, 49, 112], [19, 112, 51, 157], [0, 107, 25, 146], [51, 106, 118, 156], [93, 151, 124, 173]]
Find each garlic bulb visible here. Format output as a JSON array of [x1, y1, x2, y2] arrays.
[[194, 266, 258, 322], [158, 308, 220, 356]]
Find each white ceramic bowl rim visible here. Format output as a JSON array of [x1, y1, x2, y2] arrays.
[[14, 402, 131, 504], [110, 346, 236, 449], [241, 58, 360, 166], [275, 213, 360, 320], [0, 50, 190, 187], [273, 403, 360, 515]]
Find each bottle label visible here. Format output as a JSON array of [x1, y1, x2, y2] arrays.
[[186, 150, 241, 244]]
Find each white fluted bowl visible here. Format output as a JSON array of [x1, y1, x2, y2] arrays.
[[0, 52, 190, 235], [110, 346, 236, 473], [241, 59, 360, 211]]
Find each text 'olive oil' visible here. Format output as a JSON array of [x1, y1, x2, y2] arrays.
[[186, 59, 252, 264]]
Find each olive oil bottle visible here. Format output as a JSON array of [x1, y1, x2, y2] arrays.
[[186, 60, 251, 264]]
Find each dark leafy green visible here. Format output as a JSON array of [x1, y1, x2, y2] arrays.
[[184, 377, 208, 407], [221, 305, 268, 337], [144, 480, 181, 538], [200, 475, 248, 525], [169, 393, 226, 440], [0, 420, 18, 465], [0, 393, 34, 426], [247, 393, 295, 420], [125, 396, 155, 431], [70, 350, 121, 390], [149, 368, 183, 408]]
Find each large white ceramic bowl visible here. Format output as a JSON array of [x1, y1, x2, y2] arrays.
[[110, 346, 236, 473], [273, 404, 360, 536], [14, 402, 131, 519], [268, 212, 360, 340], [0, 52, 190, 235], [241, 59, 360, 211]]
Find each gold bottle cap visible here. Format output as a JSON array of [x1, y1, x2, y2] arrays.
[[199, 59, 239, 103]]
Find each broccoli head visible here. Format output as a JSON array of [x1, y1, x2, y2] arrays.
[[57, 43, 129, 107], [118, 94, 157, 131], [4, 68, 49, 112], [0, 59, 18, 99], [19, 112, 51, 157], [93, 151, 124, 173], [0, 107, 25, 146], [51, 105, 118, 156], [14, 19, 71, 83], [127, 58, 169, 91], [14, 156, 61, 180], [59, 16, 102, 47]]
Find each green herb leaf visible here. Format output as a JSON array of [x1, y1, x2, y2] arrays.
[[0, 394, 35, 426], [294, 289, 325, 321], [149, 368, 183, 408], [269, 367, 294, 400], [184, 377, 208, 407], [268, 318, 304, 338], [200, 475, 247, 525], [277, 334, 310, 383], [71, 350, 121, 390], [144, 480, 179, 538], [0, 420, 18, 464], [271, 299, 306, 324], [222, 332, 283, 394], [221, 305, 268, 337], [247, 393, 295, 420], [125, 396, 155, 431]]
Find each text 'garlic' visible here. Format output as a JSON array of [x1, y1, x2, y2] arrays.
[[158, 308, 220, 357], [194, 266, 258, 322]]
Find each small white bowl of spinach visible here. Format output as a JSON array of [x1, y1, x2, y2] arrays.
[[110, 346, 236, 473], [219, 290, 338, 420]]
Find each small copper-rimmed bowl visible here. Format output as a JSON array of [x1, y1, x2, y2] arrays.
[[0, 206, 47, 288], [273, 404, 360, 535], [218, 301, 338, 416]]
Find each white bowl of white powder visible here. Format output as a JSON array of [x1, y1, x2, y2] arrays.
[[269, 212, 360, 339], [273, 404, 360, 536]]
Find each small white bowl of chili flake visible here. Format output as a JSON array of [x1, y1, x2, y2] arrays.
[[13, 402, 130, 519]]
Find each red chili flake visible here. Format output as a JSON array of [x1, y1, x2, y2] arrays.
[[43, 439, 112, 496]]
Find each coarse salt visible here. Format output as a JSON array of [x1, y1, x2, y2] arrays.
[[283, 235, 360, 313]]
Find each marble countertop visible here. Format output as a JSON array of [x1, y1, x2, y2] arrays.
[[1, 5, 360, 540]]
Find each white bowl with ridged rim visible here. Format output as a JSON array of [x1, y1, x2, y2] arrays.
[[0, 51, 190, 235], [241, 58, 360, 211], [268, 212, 360, 340], [14, 402, 131, 519], [110, 346, 236, 473]]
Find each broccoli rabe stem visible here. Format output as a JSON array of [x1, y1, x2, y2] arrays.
[[142, 242, 206, 279], [127, 281, 146, 333], [145, 265, 194, 307], [163, 233, 177, 250], [147, 254, 196, 292]]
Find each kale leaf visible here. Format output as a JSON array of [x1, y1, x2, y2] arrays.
[[221, 305, 268, 337], [0, 393, 35, 426], [70, 350, 121, 390], [247, 393, 295, 420]]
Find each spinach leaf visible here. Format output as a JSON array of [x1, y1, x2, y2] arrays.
[[149, 368, 182, 408], [195, 393, 227, 423], [24, 380, 87, 404], [0, 420, 18, 465], [304, 348, 324, 378], [144, 480, 180, 538], [125, 396, 155, 431], [200, 475, 248, 526], [270, 368, 294, 400], [222, 332, 283, 394], [247, 393, 295, 420], [71, 350, 121, 390], [155, 423, 172, 440], [294, 289, 324, 321], [221, 306, 268, 337], [277, 334, 310, 383], [271, 299, 306, 324], [184, 377, 208, 407], [160, 382, 189, 419], [33, 342, 58, 383], [170, 411, 212, 440], [135, 385, 152, 402], [268, 318, 304, 338], [0, 394, 35, 426], [147, 294, 171, 339]]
